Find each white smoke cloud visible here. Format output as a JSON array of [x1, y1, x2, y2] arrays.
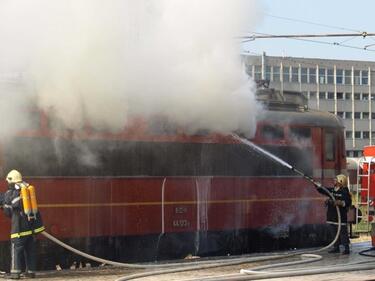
[[0, 0, 262, 137]]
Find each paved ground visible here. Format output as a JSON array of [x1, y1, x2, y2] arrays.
[[9, 238, 375, 281]]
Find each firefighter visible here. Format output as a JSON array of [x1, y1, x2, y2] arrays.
[[315, 174, 352, 255], [2, 170, 45, 279]]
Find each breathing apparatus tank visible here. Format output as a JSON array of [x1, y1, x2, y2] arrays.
[[28, 185, 38, 216], [20, 184, 32, 220], [20, 183, 38, 220]]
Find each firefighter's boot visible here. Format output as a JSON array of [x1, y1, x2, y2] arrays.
[[342, 245, 350, 255], [328, 246, 340, 253]]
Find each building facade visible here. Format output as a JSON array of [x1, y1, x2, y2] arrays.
[[243, 53, 375, 157]]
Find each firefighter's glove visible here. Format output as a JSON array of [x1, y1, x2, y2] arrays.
[[325, 199, 334, 206], [334, 200, 345, 207]]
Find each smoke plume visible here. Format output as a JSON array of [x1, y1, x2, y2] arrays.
[[0, 0, 261, 137]]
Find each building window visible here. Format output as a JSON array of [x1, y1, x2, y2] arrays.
[[363, 112, 370, 119], [354, 112, 361, 119], [372, 131, 375, 138], [309, 92, 316, 99], [291, 67, 299, 82], [319, 92, 326, 99], [301, 67, 308, 83], [283, 66, 290, 82], [362, 70, 369, 85], [344, 69, 352, 84], [346, 112, 352, 119], [337, 92, 344, 100], [337, 111, 344, 118], [363, 93, 369, 100], [336, 69, 343, 84], [327, 68, 334, 84], [346, 131, 352, 138], [309, 68, 316, 84], [372, 94, 375, 100], [354, 93, 361, 100], [363, 131, 370, 139], [345, 92, 352, 100], [254, 65, 262, 81], [319, 68, 326, 84], [355, 131, 361, 138], [273, 66, 280, 82], [354, 70, 361, 85], [372, 113, 375, 119], [327, 92, 334, 99], [265, 65, 271, 80], [246, 65, 253, 77]]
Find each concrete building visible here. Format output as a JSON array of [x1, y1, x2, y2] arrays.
[[243, 53, 375, 157]]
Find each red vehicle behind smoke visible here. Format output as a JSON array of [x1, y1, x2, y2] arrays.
[[0, 87, 346, 270]]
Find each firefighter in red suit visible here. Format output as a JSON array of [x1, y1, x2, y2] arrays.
[[2, 170, 45, 279]]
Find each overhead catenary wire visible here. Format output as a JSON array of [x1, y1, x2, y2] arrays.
[[241, 31, 375, 52], [264, 13, 363, 33]]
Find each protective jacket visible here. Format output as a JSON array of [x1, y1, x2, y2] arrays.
[[317, 186, 352, 224], [3, 183, 44, 239]]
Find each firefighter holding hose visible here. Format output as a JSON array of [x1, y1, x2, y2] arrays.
[[315, 174, 352, 255], [1, 170, 45, 279]]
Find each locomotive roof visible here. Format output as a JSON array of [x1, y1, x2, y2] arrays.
[[260, 109, 344, 129]]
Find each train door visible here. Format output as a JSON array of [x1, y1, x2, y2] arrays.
[[322, 128, 340, 180]]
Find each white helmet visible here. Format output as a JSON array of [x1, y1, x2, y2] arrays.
[[6, 170, 22, 184]]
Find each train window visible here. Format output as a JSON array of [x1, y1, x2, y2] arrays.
[[260, 125, 284, 141], [325, 131, 335, 161], [290, 127, 311, 141]]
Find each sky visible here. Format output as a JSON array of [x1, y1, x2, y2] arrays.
[[242, 0, 375, 61]]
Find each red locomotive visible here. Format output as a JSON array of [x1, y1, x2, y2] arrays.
[[0, 87, 346, 269]]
